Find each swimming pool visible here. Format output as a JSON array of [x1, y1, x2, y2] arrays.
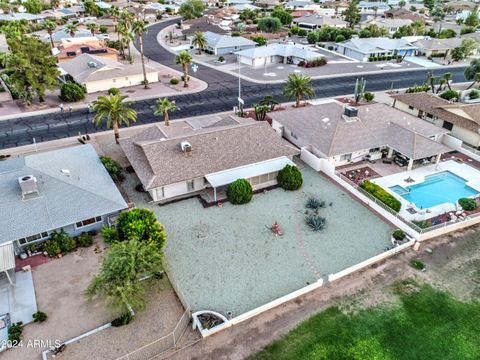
[[390, 171, 479, 209]]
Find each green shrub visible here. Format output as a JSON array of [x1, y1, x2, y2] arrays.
[[76, 232, 93, 247], [116, 208, 167, 250], [458, 197, 478, 211], [218, 55, 225, 62], [170, 78, 179, 85], [360, 180, 401, 212], [60, 82, 85, 102], [32, 311, 47, 323], [277, 165, 303, 191], [406, 85, 430, 93], [297, 29, 307, 37], [108, 87, 120, 96], [335, 34, 345, 42], [439, 90, 459, 101], [306, 197, 325, 210], [409, 259, 425, 271], [50, 230, 76, 253], [100, 156, 124, 182], [111, 312, 133, 327], [8, 322, 23, 344], [43, 239, 61, 257], [101, 225, 119, 243], [364, 92, 374, 102], [392, 229, 406, 240], [305, 214, 327, 231], [469, 89, 479, 99], [99, 25, 108, 33], [412, 220, 430, 229], [227, 179, 253, 204]]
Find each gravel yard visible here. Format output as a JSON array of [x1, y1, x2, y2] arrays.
[[124, 165, 393, 317]]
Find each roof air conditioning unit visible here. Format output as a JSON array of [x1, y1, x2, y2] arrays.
[[344, 106, 358, 118], [180, 141, 192, 153], [18, 175, 38, 198], [87, 60, 97, 68]]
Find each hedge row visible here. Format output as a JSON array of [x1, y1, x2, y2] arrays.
[[360, 180, 401, 212]]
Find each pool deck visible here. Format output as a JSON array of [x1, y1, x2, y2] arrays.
[[372, 160, 480, 221]]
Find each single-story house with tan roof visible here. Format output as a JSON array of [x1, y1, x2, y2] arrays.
[[59, 53, 158, 93], [412, 38, 464, 58], [293, 14, 347, 31], [120, 116, 299, 203], [392, 92, 480, 148], [270, 100, 450, 170]]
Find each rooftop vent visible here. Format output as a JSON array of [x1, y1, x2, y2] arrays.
[[18, 175, 38, 199], [87, 60, 97, 68], [344, 106, 358, 118], [180, 141, 192, 153]]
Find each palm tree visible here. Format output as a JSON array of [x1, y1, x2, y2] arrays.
[[86, 22, 98, 36], [65, 23, 78, 38], [175, 51, 192, 88], [119, 11, 134, 62], [260, 95, 278, 111], [132, 19, 149, 89], [44, 19, 56, 48], [443, 72, 453, 90], [92, 94, 137, 144], [283, 73, 315, 107], [191, 32, 207, 55], [153, 98, 178, 126], [466, 72, 480, 89]]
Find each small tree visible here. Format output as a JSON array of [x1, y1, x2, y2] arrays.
[[252, 35, 267, 46], [257, 17, 282, 33], [60, 82, 85, 102], [227, 179, 253, 204], [363, 92, 374, 102], [439, 89, 459, 101], [283, 73, 315, 107], [100, 156, 124, 182], [277, 165, 303, 190], [153, 97, 178, 126], [86, 239, 164, 315], [179, 0, 205, 19], [191, 31, 207, 54], [175, 51, 192, 88]]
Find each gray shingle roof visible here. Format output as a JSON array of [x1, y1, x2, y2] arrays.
[[204, 31, 256, 49], [337, 37, 417, 54], [0, 145, 127, 244], [120, 121, 299, 190], [269, 101, 450, 159]]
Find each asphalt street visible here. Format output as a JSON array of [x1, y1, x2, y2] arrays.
[[0, 19, 469, 149]]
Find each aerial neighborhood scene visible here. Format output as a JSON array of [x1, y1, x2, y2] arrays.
[[1, 0, 480, 358]]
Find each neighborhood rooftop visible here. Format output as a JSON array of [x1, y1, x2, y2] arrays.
[[120, 120, 299, 190], [269, 101, 450, 159], [0, 145, 127, 244]]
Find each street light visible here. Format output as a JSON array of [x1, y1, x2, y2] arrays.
[[237, 55, 243, 114], [191, 63, 199, 73]]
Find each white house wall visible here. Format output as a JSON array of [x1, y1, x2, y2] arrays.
[[84, 71, 158, 93]]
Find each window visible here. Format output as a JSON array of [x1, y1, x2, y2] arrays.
[[75, 216, 102, 228], [290, 131, 298, 139], [442, 121, 454, 131], [260, 174, 269, 183], [18, 232, 49, 245], [250, 176, 260, 186], [340, 153, 352, 161], [426, 113, 433, 119], [408, 105, 414, 110], [369, 147, 380, 153], [187, 180, 194, 192]]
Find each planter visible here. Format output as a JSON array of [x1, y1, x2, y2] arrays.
[[19, 253, 28, 260], [192, 310, 229, 337]]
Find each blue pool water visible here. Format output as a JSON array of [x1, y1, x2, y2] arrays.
[[389, 171, 478, 209]]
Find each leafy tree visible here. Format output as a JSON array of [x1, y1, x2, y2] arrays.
[[83, 0, 102, 17], [335, 34, 345, 42], [24, 0, 42, 14], [343, 0, 360, 28], [465, 59, 480, 81], [191, 31, 207, 54], [398, 0, 406, 8], [44, 19, 56, 48], [239, 9, 256, 21], [86, 22, 98, 36], [465, 6, 479, 27], [115, 208, 167, 250], [277, 165, 303, 190], [179, 0, 205, 20], [153, 97, 178, 126], [364, 92, 374, 102], [271, 7, 292, 25], [60, 82, 85, 102], [132, 20, 149, 88], [227, 179, 253, 204], [86, 239, 164, 315], [100, 156, 124, 182], [363, 24, 388, 37], [438, 28, 456, 39], [424, 0, 435, 11], [92, 94, 137, 143], [257, 17, 282, 33], [459, 38, 477, 57], [175, 51, 192, 88], [4, 36, 59, 104], [307, 31, 319, 44], [1, 21, 27, 41], [252, 35, 267, 46], [65, 23, 78, 37], [283, 73, 315, 107], [439, 89, 459, 101]]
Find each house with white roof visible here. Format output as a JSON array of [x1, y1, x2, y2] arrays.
[[203, 31, 256, 55], [293, 14, 348, 30], [0, 145, 127, 253], [335, 37, 417, 62], [236, 43, 323, 68], [357, 1, 390, 13], [360, 18, 414, 34], [59, 53, 158, 93], [0, 12, 45, 22]]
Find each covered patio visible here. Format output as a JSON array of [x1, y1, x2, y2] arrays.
[[204, 157, 295, 202]]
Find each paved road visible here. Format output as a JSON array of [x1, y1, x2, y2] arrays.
[[0, 19, 469, 149]]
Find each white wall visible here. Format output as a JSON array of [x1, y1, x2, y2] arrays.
[[150, 177, 207, 202], [84, 71, 158, 93]]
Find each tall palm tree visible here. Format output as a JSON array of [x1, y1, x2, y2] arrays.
[[132, 19, 149, 89], [44, 19, 56, 48], [119, 11, 134, 62], [92, 94, 137, 144], [65, 23, 78, 38], [283, 73, 315, 107], [191, 32, 207, 55], [86, 22, 98, 36], [175, 51, 192, 88], [153, 98, 178, 126]]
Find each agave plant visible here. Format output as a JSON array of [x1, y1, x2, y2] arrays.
[[305, 214, 327, 231], [305, 197, 325, 210]]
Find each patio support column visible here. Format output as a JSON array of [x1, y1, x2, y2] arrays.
[[387, 148, 394, 158], [436, 153, 441, 164], [407, 158, 414, 171], [5, 270, 14, 286], [213, 187, 217, 202]]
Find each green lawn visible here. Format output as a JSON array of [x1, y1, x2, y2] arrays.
[[251, 281, 480, 360]]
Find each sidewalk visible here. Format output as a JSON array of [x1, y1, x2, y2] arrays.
[[0, 28, 207, 121]]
